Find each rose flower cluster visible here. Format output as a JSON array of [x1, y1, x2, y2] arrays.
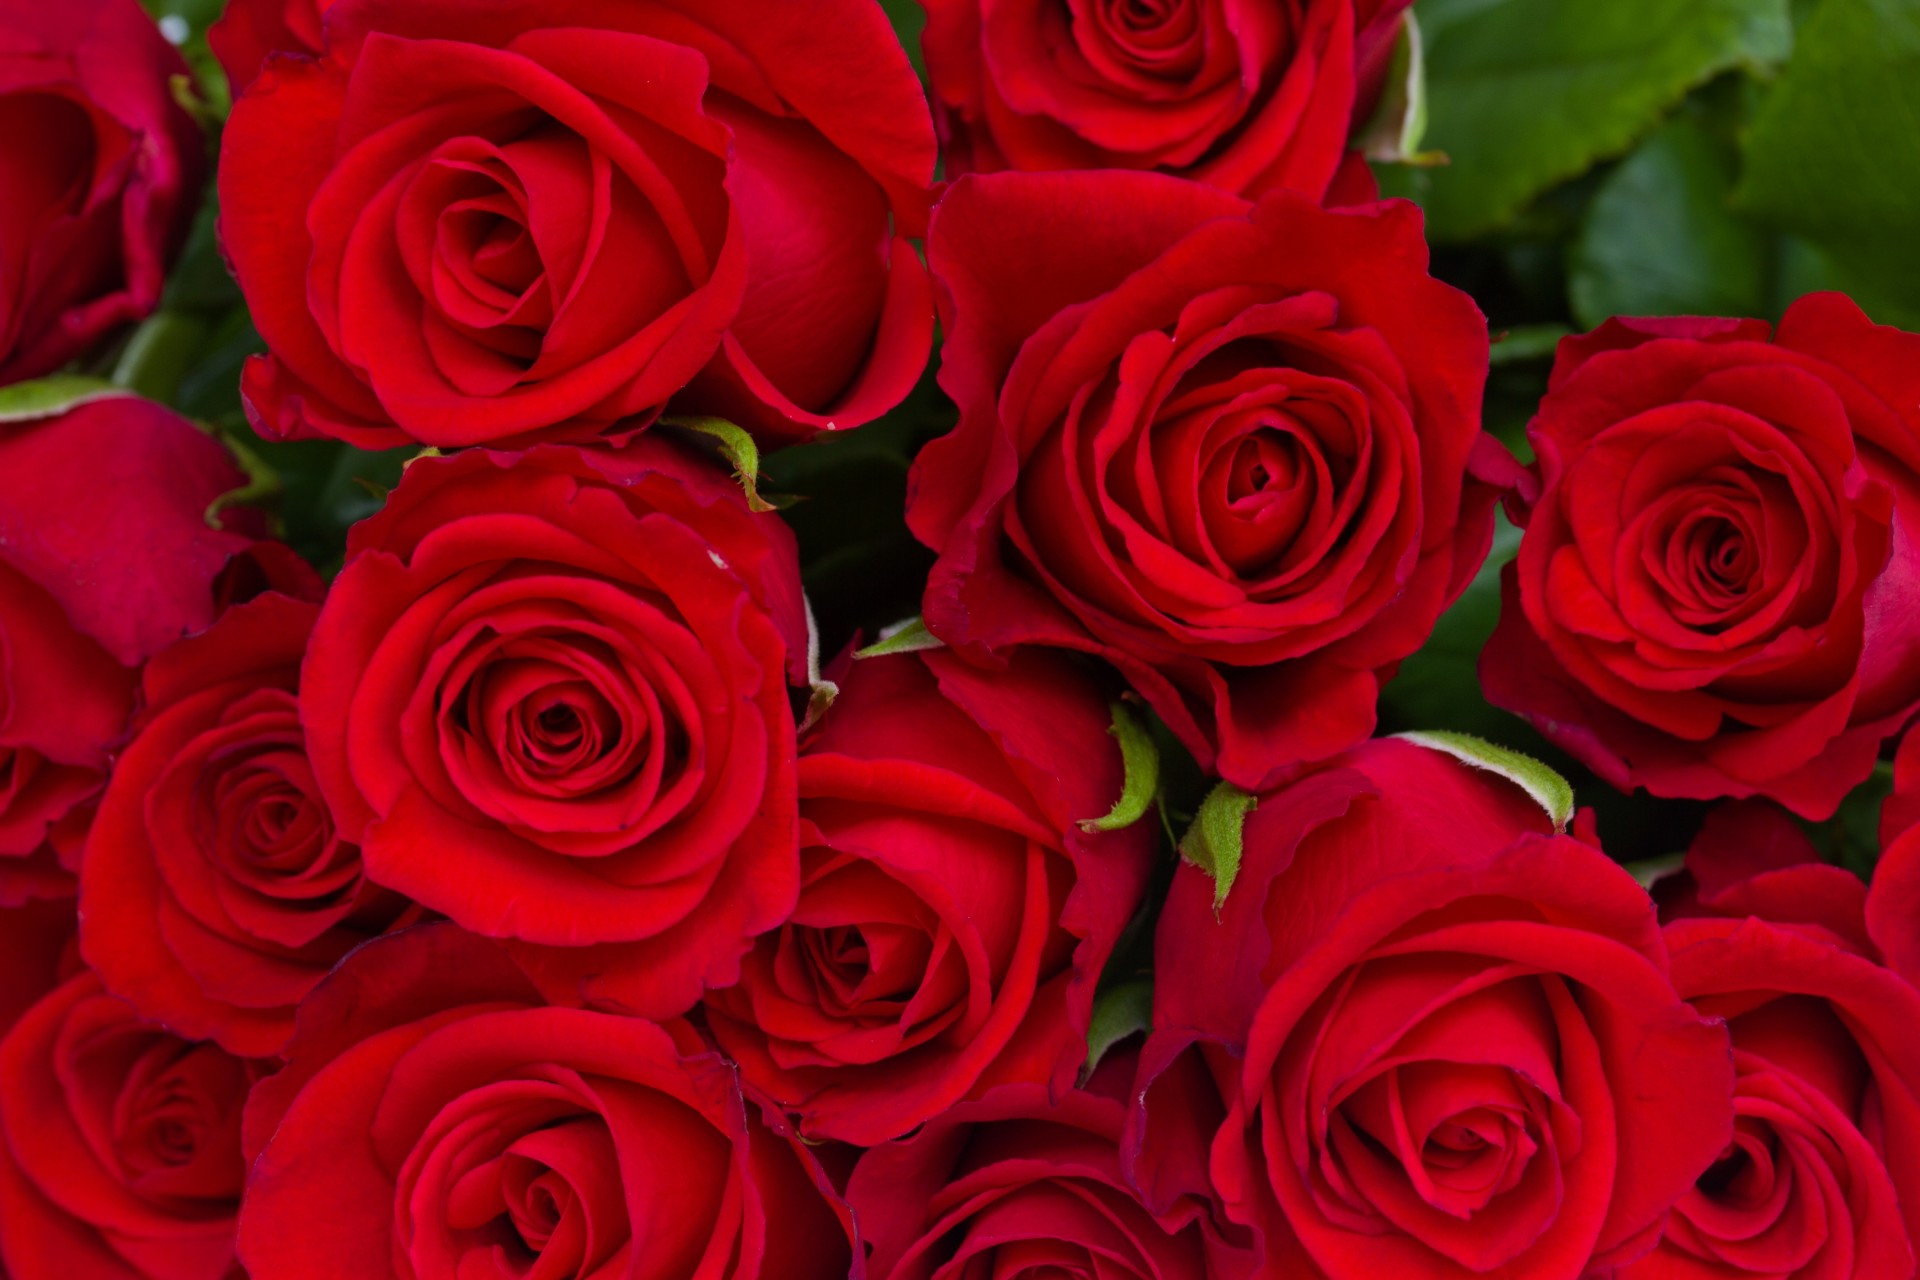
[[2, 0, 1918, 1278]]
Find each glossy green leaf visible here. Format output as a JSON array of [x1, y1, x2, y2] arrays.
[[1178, 782, 1258, 913], [1393, 0, 1791, 238], [1081, 702, 1161, 834], [1570, 116, 1771, 327], [1736, 0, 1920, 327]]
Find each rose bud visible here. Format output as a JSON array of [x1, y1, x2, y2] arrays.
[[219, 0, 935, 448], [1136, 737, 1734, 1277], [0, 0, 204, 384], [1482, 296, 1920, 819], [908, 170, 1514, 791]]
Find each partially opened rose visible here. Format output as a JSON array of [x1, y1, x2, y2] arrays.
[[0, 397, 253, 902], [220, 0, 936, 448], [0, 973, 255, 1280], [1138, 738, 1733, 1277], [302, 438, 807, 1017], [81, 593, 415, 1058], [702, 648, 1155, 1144], [238, 924, 857, 1280], [0, 0, 204, 384], [909, 171, 1510, 790], [1482, 296, 1920, 818], [1632, 832, 1920, 1279], [920, 0, 1410, 202]]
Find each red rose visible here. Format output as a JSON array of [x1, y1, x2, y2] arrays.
[[219, 0, 935, 449], [846, 1061, 1238, 1280], [703, 647, 1154, 1145], [920, 0, 1409, 202], [0, 972, 254, 1279], [0, 898, 74, 1041], [0, 397, 252, 902], [1481, 295, 1920, 819], [237, 924, 856, 1280], [907, 172, 1511, 790], [1630, 832, 1920, 1278], [1872, 734, 1920, 994], [1137, 738, 1733, 1277], [0, 0, 204, 384], [79, 593, 414, 1058], [207, 0, 332, 95], [301, 438, 807, 1018]]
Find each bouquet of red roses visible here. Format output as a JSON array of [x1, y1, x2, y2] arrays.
[[4, 0, 1920, 1277]]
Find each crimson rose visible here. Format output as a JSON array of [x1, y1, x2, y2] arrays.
[[0, 973, 254, 1279], [81, 593, 413, 1058], [920, 0, 1410, 202], [1482, 296, 1920, 818], [908, 171, 1509, 790], [301, 438, 807, 1018], [0, 397, 252, 903], [208, 0, 331, 95], [1630, 816, 1920, 1279], [1136, 738, 1733, 1277], [703, 648, 1155, 1144], [238, 924, 856, 1280], [0, 0, 204, 384], [220, 0, 936, 448]]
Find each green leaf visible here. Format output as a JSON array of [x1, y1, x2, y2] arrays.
[[113, 312, 210, 405], [1083, 978, 1153, 1079], [1392, 0, 1792, 239], [1358, 12, 1439, 165], [1396, 730, 1576, 832], [1490, 324, 1574, 365], [1809, 759, 1897, 880], [1081, 702, 1161, 834], [1570, 116, 1771, 328], [1624, 852, 1688, 890], [854, 616, 946, 659], [1178, 781, 1258, 912], [663, 416, 789, 513], [1736, 0, 1920, 328], [0, 375, 131, 423]]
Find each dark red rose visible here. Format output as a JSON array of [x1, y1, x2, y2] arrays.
[[207, 0, 331, 95], [0, 972, 255, 1279], [301, 438, 807, 1018], [1481, 295, 1920, 819], [1136, 738, 1733, 1277], [1870, 736, 1920, 1016], [79, 593, 415, 1058], [920, 0, 1409, 202], [702, 647, 1155, 1146], [0, 898, 75, 1041], [219, 0, 935, 449], [237, 924, 856, 1280], [907, 171, 1511, 790], [846, 1053, 1241, 1280], [0, 0, 204, 384], [0, 397, 253, 903], [1631, 838, 1920, 1279]]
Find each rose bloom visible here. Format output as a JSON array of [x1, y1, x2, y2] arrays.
[[1482, 296, 1920, 819], [219, 0, 935, 449], [0, 972, 256, 1280], [208, 0, 332, 94], [0, 0, 204, 384], [302, 438, 807, 1018], [908, 171, 1510, 790], [920, 0, 1410, 202], [846, 1054, 1243, 1280], [702, 647, 1155, 1146], [0, 397, 254, 903], [0, 898, 74, 1040], [1627, 805, 1920, 1278], [1136, 738, 1733, 1278], [238, 924, 856, 1280], [80, 593, 415, 1058], [1872, 731, 1920, 991]]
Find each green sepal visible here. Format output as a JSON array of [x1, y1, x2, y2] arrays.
[[1358, 12, 1443, 165], [1081, 701, 1160, 834], [854, 616, 945, 659], [1083, 978, 1153, 1081], [665, 416, 793, 514], [1396, 730, 1575, 833], [1178, 781, 1258, 913], [0, 376, 130, 424]]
